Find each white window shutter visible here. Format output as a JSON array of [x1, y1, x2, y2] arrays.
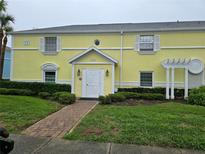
[[57, 36, 61, 52], [39, 37, 45, 52], [135, 35, 140, 51], [154, 35, 160, 51]]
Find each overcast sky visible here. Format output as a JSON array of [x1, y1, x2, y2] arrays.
[[7, 0, 205, 31]]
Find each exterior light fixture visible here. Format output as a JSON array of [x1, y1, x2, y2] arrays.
[[106, 69, 109, 76], [77, 69, 81, 76]]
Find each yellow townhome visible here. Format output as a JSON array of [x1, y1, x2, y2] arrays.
[[11, 21, 205, 99]]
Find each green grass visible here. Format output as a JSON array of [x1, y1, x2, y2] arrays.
[[0, 95, 62, 133], [65, 102, 205, 150]]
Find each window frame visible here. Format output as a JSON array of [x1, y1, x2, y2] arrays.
[[44, 71, 56, 83], [139, 71, 154, 88], [41, 63, 58, 83], [139, 35, 154, 52], [44, 36, 57, 52]]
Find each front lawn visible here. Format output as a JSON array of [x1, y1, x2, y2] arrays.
[[65, 102, 205, 150], [0, 95, 62, 133]]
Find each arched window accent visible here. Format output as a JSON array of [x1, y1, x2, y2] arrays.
[[41, 63, 59, 83]]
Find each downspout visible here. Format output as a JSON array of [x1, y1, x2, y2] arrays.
[[120, 30, 124, 88]]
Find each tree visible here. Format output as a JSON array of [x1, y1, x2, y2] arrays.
[[0, 0, 14, 80]]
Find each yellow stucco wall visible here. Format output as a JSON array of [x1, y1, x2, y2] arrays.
[[12, 31, 205, 93]]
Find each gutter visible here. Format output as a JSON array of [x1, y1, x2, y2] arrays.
[[120, 30, 124, 88]]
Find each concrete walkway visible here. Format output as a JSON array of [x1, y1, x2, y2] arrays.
[[23, 100, 97, 138], [10, 134, 204, 154]]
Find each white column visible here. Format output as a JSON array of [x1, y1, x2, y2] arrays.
[[171, 67, 175, 99], [71, 64, 75, 94], [166, 67, 170, 99], [184, 67, 188, 99], [112, 64, 115, 94]]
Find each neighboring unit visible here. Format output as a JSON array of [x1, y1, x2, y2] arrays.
[[11, 21, 205, 99], [3, 47, 11, 80]]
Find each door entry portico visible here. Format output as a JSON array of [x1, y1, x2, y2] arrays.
[[82, 69, 104, 98]]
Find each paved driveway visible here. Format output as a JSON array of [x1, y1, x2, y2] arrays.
[[23, 100, 97, 138]]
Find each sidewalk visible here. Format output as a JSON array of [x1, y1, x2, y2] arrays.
[[23, 100, 97, 138], [10, 134, 204, 154]]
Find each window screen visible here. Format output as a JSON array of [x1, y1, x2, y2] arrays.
[[140, 72, 153, 87]]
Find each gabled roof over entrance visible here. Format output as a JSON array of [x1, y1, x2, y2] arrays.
[[69, 47, 118, 64]]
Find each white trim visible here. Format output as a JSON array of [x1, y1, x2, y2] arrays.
[[11, 79, 43, 82], [112, 64, 115, 94], [41, 63, 59, 83], [13, 48, 39, 50], [42, 70, 57, 83], [171, 67, 175, 99], [184, 67, 189, 98], [63, 47, 133, 50], [115, 81, 139, 87], [155, 81, 184, 88], [73, 62, 113, 65], [9, 79, 71, 84], [166, 68, 170, 99], [69, 46, 118, 64], [12, 46, 205, 51], [139, 71, 154, 88], [161, 46, 205, 49], [71, 64, 75, 94], [41, 63, 59, 71], [10, 36, 14, 81], [115, 81, 184, 88]]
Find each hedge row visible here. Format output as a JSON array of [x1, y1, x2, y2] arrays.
[[0, 81, 71, 94], [118, 87, 184, 98], [99, 92, 164, 104], [0, 88, 34, 96], [188, 87, 205, 106], [0, 88, 76, 105]]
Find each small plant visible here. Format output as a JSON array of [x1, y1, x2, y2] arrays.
[[53, 92, 76, 104], [38, 92, 51, 99], [109, 93, 126, 102], [99, 96, 105, 104], [188, 93, 205, 106]]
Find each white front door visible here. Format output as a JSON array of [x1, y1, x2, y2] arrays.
[[82, 69, 104, 98]]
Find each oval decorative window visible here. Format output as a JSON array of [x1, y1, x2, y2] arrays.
[[94, 39, 100, 46]]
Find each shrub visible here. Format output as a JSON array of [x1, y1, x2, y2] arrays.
[[118, 87, 184, 98], [0, 88, 34, 96], [117, 92, 164, 100], [38, 92, 51, 99], [108, 93, 126, 102], [53, 92, 76, 104], [104, 95, 112, 104], [188, 93, 205, 106], [99, 96, 105, 104], [0, 81, 71, 94], [189, 86, 205, 95], [117, 92, 140, 99], [138, 93, 164, 100]]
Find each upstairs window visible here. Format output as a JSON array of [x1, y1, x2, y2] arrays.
[[136, 35, 160, 54], [139, 35, 154, 51], [140, 72, 153, 87], [45, 37, 57, 52], [45, 71, 56, 83]]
